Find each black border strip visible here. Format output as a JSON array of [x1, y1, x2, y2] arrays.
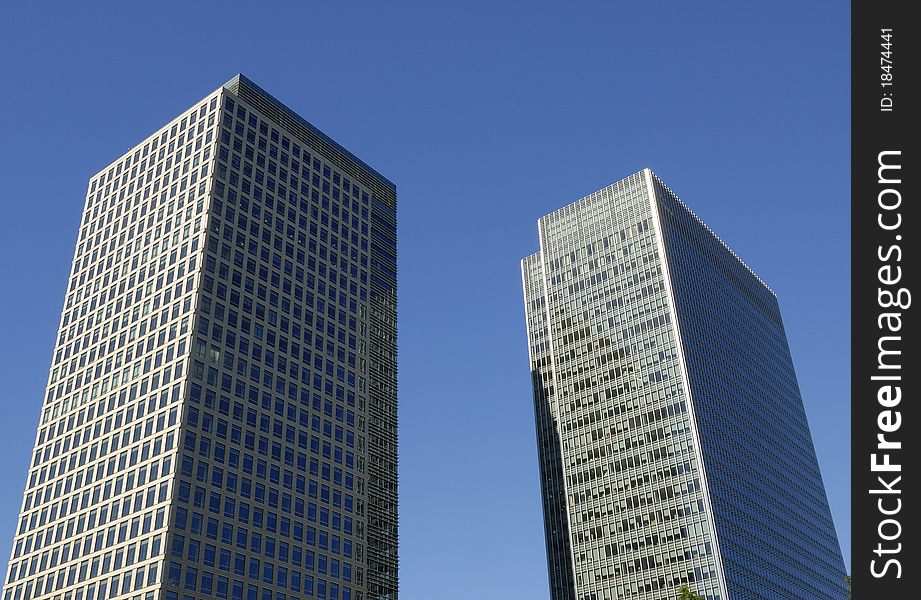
[[852, 0, 916, 595]]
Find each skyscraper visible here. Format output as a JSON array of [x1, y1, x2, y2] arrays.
[[3, 75, 397, 600], [521, 169, 845, 599]]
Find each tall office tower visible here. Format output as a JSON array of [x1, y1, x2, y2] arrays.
[[521, 169, 845, 600], [3, 75, 397, 600]]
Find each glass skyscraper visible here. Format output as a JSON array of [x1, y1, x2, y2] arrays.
[[3, 75, 397, 600], [522, 169, 845, 599]]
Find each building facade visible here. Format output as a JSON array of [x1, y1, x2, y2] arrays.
[[522, 169, 845, 599], [3, 75, 397, 600]]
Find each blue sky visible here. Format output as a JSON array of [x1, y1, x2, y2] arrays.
[[0, 2, 849, 596]]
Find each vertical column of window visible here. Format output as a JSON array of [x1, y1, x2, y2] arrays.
[[522, 253, 577, 600], [365, 189, 397, 600]]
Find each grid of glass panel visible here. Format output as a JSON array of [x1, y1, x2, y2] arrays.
[[225, 76, 398, 600], [3, 75, 397, 600], [523, 172, 723, 600], [161, 78, 396, 600], [3, 90, 224, 600], [650, 174, 847, 599]]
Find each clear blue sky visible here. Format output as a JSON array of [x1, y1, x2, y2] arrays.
[[0, 1, 849, 596]]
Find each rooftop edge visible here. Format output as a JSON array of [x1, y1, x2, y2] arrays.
[[223, 74, 396, 199]]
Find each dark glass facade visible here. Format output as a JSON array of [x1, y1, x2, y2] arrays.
[[651, 173, 845, 598], [522, 170, 845, 599], [173, 75, 399, 600]]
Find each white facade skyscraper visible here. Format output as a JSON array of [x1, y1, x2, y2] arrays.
[[522, 169, 845, 599]]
